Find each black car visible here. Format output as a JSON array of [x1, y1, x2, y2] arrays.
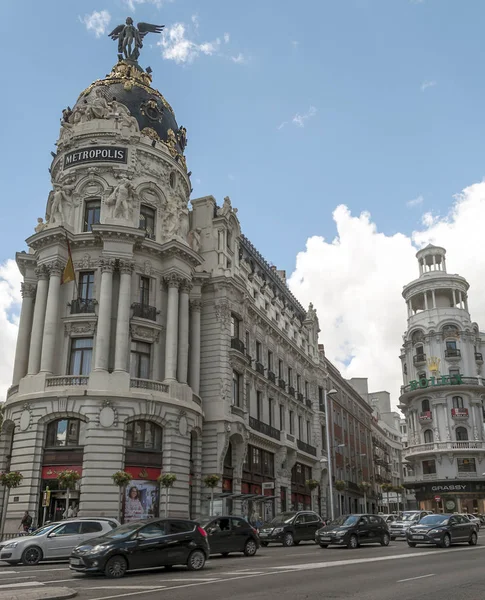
[[69, 518, 210, 578], [315, 514, 390, 549], [406, 513, 478, 548], [258, 511, 323, 547], [202, 516, 259, 556]]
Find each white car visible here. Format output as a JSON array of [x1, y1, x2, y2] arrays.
[[389, 511, 434, 540], [460, 514, 481, 530], [0, 517, 119, 565]]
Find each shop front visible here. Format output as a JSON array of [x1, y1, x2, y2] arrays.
[[39, 465, 83, 525], [241, 445, 275, 523], [413, 481, 485, 514], [123, 466, 161, 521], [291, 463, 312, 511]]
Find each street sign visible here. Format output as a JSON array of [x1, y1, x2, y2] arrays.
[[434, 495, 441, 503], [42, 488, 51, 508], [262, 482, 275, 491]]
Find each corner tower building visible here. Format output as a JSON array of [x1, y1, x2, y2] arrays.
[[1, 47, 327, 530], [400, 245, 485, 513]]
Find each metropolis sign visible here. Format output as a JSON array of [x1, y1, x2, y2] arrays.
[[408, 373, 463, 391], [64, 146, 127, 169]]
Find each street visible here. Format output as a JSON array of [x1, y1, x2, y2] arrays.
[[1, 541, 485, 600]]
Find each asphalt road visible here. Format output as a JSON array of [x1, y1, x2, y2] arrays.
[[1, 541, 485, 600]]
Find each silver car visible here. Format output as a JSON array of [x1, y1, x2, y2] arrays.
[[0, 518, 119, 565]]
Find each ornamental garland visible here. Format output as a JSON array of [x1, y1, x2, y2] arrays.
[[0, 471, 23, 489]]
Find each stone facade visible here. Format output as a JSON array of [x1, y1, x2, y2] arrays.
[[399, 245, 485, 514]]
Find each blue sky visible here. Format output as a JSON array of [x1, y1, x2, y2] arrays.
[[3, 0, 485, 403]]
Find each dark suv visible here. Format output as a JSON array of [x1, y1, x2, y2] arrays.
[[259, 511, 323, 547], [315, 514, 390, 549], [407, 513, 479, 548], [69, 518, 209, 578]]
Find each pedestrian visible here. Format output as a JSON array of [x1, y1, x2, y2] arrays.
[[19, 511, 32, 534], [63, 504, 77, 519]]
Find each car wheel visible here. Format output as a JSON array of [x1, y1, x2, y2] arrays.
[[380, 534, 390, 547], [187, 549, 206, 571], [283, 533, 294, 547], [469, 532, 478, 546], [407, 542, 416, 548], [21, 546, 43, 566], [260, 542, 269, 547], [440, 534, 451, 549], [104, 556, 128, 579], [319, 544, 328, 549], [244, 539, 258, 557], [347, 535, 358, 549]]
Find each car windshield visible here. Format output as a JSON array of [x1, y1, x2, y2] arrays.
[[330, 515, 359, 527], [419, 515, 449, 526], [29, 523, 60, 537], [269, 513, 296, 525], [100, 522, 143, 539], [401, 513, 420, 522]]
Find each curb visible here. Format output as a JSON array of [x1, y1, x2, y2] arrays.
[[0, 587, 77, 600]]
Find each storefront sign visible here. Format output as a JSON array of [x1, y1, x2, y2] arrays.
[[124, 466, 161, 481], [64, 146, 127, 169], [262, 482, 275, 490], [431, 484, 467, 492], [434, 495, 441, 502], [409, 374, 463, 391], [42, 466, 83, 479], [124, 479, 159, 522]]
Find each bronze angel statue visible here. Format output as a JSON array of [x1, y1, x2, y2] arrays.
[[108, 17, 164, 61]]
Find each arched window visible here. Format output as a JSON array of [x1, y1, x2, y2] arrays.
[[456, 427, 468, 441], [423, 429, 433, 443], [452, 396, 464, 409], [421, 399, 430, 413], [415, 344, 425, 359], [46, 419, 82, 447], [126, 421, 162, 451]]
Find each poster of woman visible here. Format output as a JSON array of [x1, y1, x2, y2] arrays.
[[124, 481, 159, 522]]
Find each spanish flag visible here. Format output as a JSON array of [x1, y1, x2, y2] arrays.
[[61, 236, 75, 285]]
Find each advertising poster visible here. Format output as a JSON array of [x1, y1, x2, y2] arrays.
[[124, 480, 159, 522]]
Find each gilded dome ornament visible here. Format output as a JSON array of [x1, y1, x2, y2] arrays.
[[141, 127, 161, 142]]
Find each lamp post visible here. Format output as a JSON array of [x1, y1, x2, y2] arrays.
[[324, 388, 338, 521]]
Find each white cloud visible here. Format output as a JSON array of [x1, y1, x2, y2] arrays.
[[0, 260, 22, 402], [287, 180, 485, 409], [421, 80, 437, 91], [277, 121, 288, 130], [224, 33, 230, 44], [407, 194, 424, 208], [231, 53, 246, 64], [80, 10, 111, 38], [293, 106, 317, 128], [124, 0, 172, 10], [159, 22, 227, 64]]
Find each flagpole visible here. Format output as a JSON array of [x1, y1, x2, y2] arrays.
[[61, 227, 78, 297]]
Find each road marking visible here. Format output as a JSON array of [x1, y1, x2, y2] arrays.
[[0, 581, 45, 588], [0, 571, 17, 574], [398, 574, 435, 583], [224, 571, 266, 575], [162, 578, 220, 582], [87, 586, 167, 590]]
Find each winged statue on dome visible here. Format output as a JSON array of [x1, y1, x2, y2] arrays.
[[108, 18, 164, 61]]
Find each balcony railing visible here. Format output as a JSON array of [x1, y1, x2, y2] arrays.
[[297, 392, 304, 402], [297, 439, 317, 456], [130, 378, 169, 393], [404, 440, 485, 457], [451, 407, 469, 419], [288, 386, 295, 397], [413, 353, 427, 365], [249, 416, 281, 441], [230, 337, 245, 353], [255, 361, 265, 375], [475, 352, 483, 362], [132, 303, 157, 321], [70, 298, 96, 314], [419, 411, 432, 421], [268, 371, 276, 384], [46, 375, 89, 387], [305, 399, 312, 408], [278, 378, 286, 390], [286, 433, 295, 443], [445, 348, 461, 358]]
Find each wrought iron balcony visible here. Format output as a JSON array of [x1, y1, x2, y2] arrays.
[[445, 348, 461, 358], [278, 378, 286, 390], [288, 386, 295, 397], [297, 439, 317, 456], [268, 371, 276, 384], [249, 416, 281, 441], [297, 392, 304, 402], [70, 298, 96, 314], [230, 337, 246, 354], [413, 353, 427, 366], [419, 411, 432, 421], [451, 407, 469, 419], [255, 361, 265, 375], [305, 398, 312, 408], [475, 352, 483, 362], [132, 303, 157, 321]]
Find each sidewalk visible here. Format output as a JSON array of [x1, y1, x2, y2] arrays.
[[0, 587, 77, 600]]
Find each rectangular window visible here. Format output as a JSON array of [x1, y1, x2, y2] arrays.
[[321, 425, 326, 449], [130, 341, 151, 379], [79, 272, 95, 300], [257, 391, 263, 421], [243, 449, 250, 471], [252, 447, 261, 470], [245, 331, 250, 354], [422, 459, 436, 475], [140, 276, 150, 306], [449, 367, 460, 376], [287, 366, 293, 386], [453, 396, 464, 408], [305, 381, 309, 399], [69, 337, 93, 376], [83, 200, 101, 232], [458, 458, 476, 473], [446, 340, 457, 351], [269, 398, 274, 427], [306, 420, 311, 444], [232, 371, 241, 406], [139, 205, 156, 239], [289, 411, 294, 435], [280, 405, 285, 430], [298, 416, 303, 440], [256, 341, 262, 362], [296, 374, 301, 392], [230, 314, 240, 338], [278, 359, 283, 379], [267, 350, 273, 372], [245, 382, 250, 408]]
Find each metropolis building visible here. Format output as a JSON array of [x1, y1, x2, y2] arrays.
[[0, 39, 328, 531], [400, 245, 485, 513]]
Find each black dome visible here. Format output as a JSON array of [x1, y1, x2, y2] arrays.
[[74, 61, 186, 156]]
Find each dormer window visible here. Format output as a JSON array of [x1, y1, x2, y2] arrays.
[[139, 205, 155, 239]]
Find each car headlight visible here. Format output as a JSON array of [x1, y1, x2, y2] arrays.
[[3, 542, 18, 548], [336, 531, 346, 537], [428, 529, 441, 535], [90, 545, 107, 553], [273, 528, 284, 534]]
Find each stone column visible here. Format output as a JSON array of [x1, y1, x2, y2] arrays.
[[424, 291, 428, 310], [177, 281, 192, 384], [12, 283, 36, 384], [164, 275, 181, 380], [431, 290, 436, 309], [94, 259, 115, 371], [452, 289, 456, 307], [28, 267, 49, 375], [189, 299, 202, 395], [40, 261, 63, 374], [114, 261, 134, 372]]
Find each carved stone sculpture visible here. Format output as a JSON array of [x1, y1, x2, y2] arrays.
[[108, 18, 164, 62], [218, 196, 233, 217], [48, 181, 76, 225], [34, 217, 46, 233], [187, 228, 202, 252], [105, 177, 136, 219]]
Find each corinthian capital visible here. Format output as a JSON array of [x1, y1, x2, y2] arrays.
[[163, 273, 184, 289], [46, 260, 64, 277], [180, 280, 193, 294], [190, 298, 202, 312], [35, 265, 49, 281], [21, 282, 37, 298], [118, 260, 135, 275], [99, 258, 116, 273]]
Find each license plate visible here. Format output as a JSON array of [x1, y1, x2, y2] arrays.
[[259, 533, 268, 537], [412, 535, 424, 540], [321, 536, 331, 541], [70, 558, 81, 566]]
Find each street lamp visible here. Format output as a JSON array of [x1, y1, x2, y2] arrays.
[[324, 388, 338, 521]]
